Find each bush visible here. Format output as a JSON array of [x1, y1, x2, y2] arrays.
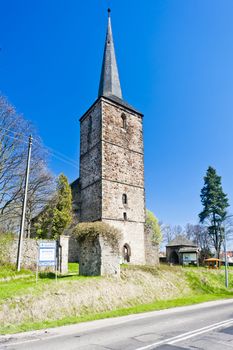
[[73, 222, 121, 251], [145, 210, 162, 245], [0, 232, 14, 265]]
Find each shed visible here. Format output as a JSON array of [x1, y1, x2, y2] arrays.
[[166, 236, 199, 265]]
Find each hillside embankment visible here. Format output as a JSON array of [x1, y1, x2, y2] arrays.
[[0, 264, 233, 334]]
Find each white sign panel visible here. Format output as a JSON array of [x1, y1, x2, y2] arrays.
[[183, 253, 197, 261], [39, 242, 56, 266]]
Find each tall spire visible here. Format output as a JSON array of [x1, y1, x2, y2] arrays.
[[98, 9, 122, 99]]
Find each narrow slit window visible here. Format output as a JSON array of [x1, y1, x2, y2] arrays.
[[123, 212, 127, 221], [122, 194, 127, 205], [121, 113, 126, 129], [87, 116, 92, 144]]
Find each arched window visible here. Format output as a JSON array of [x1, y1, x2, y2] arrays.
[[123, 212, 127, 221], [121, 113, 126, 129], [123, 243, 131, 262], [122, 193, 127, 205]]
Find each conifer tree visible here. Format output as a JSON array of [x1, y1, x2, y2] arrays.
[[51, 174, 72, 238], [199, 166, 229, 258], [34, 174, 72, 239]]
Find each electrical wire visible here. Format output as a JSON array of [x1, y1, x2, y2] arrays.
[[0, 128, 79, 168], [0, 132, 28, 144]]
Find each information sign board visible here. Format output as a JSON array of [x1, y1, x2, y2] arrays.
[[38, 242, 56, 266]]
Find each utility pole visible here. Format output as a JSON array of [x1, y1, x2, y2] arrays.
[[16, 135, 33, 272], [223, 226, 229, 288]]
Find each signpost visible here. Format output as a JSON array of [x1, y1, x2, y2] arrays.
[[36, 241, 57, 282]]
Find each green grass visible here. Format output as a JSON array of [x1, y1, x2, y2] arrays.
[[0, 264, 33, 279], [68, 262, 79, 274], [1, 292, 232, 335], [0, 264, 233, 335], [0, 263, 83, 301]]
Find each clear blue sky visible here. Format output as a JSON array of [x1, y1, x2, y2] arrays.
[[1, 0, 233, 228]]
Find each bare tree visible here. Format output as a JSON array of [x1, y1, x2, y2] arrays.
[[0, 95, 55, 235], [185, 223, 212, 261], [222, 215, 233, 242]]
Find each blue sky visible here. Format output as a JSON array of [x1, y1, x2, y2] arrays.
[[1, 0, 233, 228]]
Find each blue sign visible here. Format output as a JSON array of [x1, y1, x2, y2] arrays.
[[39, 242, 56, 266]]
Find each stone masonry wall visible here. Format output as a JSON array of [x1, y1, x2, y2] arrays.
[[99, 235, 120, 276], [102, 142, 144, 187], [80, 181, 102, 221], [78, 235, 120, 276], [6, 236, 69, 272], [102, 100, 143, 154], [102, 180, 145, 222], [102, 219, 145, 265], [79, 237, 101, 276], [144, 225, 159, 265], [101, 98, 145, 264], [8, 239, 39, 269], [80, 101, 101, 156], [79, 101, 102, 222], [78, 97, 146, 266]]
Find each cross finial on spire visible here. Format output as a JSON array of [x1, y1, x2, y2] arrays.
[[98, 8, 122, 99]]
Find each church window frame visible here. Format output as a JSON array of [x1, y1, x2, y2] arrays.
[[123, 212, 127, 221], [121, 113, 127, 129], [122, 193, 127, 205]]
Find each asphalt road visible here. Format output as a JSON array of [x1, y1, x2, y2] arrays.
[[0, 299, 233, 350]]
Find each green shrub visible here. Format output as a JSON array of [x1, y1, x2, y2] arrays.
[[145, 210, 162, 244], [0, 232, 14, 265], [73, 222, 121, 251]]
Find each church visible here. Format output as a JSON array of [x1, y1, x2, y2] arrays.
[[72, 9, 148, 265]]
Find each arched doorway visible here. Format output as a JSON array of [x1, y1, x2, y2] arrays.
[[169, 251, 179, 264], [123, 244, 131, 263]]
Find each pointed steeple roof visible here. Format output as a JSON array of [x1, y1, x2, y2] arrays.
[[98, 9, 122, 99]]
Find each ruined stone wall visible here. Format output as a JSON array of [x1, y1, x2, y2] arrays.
[[68, 235, 80, 262], [79, 237, 101, 276], [144, 225, 159, 265], [8, 239, 39, 269], [78, 235, 120, 276], [99, 235, 120, 276], [5, 236, 69, 272]]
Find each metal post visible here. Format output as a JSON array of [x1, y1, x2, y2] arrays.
[[16, 135, 33, 272], [223, 228, 229, 288]]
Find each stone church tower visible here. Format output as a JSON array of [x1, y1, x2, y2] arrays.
[[76, 10, 145, 265]]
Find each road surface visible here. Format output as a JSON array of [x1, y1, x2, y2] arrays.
[[0, 299, 233, 349]]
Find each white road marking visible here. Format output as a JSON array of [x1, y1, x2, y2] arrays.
[[0, 338, 40, 348], [134, 318, 233, 350]]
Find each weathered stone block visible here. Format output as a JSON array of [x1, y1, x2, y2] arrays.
[[79, 235, 120, 276]]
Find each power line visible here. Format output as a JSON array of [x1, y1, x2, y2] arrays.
[[32, 136, 78, 167], [47, 152, 78, 169], [1, 128, 79, 168], [0, 132, 28, 144], [0, 127, 28, 138]]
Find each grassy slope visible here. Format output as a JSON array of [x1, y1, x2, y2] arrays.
[[0, 263, 232, 334]]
